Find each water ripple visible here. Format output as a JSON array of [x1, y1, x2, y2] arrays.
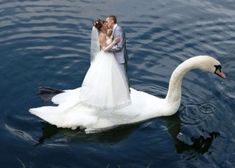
[[1, 0, 235, 167], [180, 103, 216, 126]]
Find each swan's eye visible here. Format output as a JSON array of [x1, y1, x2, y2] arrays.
[[214, 65, 222, 73]]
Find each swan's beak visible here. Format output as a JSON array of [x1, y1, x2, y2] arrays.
[[215, 70, 226, 79]]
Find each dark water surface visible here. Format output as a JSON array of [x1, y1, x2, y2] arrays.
[[1, 0, 235, 167]]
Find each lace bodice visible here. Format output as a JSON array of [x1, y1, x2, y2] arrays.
[[99, 36, 113, 51], [106, 37, 112, 45]]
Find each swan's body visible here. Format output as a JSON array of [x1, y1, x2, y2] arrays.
[[29, 56, 225, 133]]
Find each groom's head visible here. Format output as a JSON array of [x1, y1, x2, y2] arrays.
[[106, 15, 117, 29]]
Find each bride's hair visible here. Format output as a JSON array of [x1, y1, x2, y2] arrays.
[[93, 19, 104, 30]]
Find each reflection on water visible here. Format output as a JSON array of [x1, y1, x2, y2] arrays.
[[36, 122, 140, 145], [164, 114, 220, 158], [1, 0, 235, 167], [177, 132, 220, 158], [37, 109, 219, 161]]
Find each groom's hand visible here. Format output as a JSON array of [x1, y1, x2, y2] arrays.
[[114, 37, 121, 43]]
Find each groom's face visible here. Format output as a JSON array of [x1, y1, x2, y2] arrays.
[[106, 17, 114, 29]]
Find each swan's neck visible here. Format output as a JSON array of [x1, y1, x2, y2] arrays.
[[166, 59, 198, 104]]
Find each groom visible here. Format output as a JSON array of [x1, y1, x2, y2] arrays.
[[105, 15, 130, 89]]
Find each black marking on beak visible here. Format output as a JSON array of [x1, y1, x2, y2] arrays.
[[214, 65, 225, 78]]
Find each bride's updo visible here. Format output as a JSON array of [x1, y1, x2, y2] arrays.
[[93, 19, 104, 30]]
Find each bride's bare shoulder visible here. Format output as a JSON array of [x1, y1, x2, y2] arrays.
[[99, 32, 106, 46], [99, 32, 106, 38]]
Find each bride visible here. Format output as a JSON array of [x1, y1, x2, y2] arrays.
[[30, 19, 131, 113]]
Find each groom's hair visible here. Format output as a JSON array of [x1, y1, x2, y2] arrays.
[[108, 15, 117, 24]]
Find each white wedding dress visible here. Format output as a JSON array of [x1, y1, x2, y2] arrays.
[[80, 37, 131, 109], [30, 37, 131, 128]]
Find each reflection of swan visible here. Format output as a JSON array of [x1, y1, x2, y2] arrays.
[[164, 113, 220, 157], [29, 56, 225, 133], [36, 122, 140, 145]]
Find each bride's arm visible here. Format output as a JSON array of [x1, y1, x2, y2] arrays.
[[99, 33, 120, 52], [103, 38, 120, 51]]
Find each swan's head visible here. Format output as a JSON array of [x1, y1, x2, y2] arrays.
[[214, 64, 225, 78], [196, 56, 225, 79]]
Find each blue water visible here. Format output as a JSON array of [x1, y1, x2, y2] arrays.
[[1, 0, 235, 167]]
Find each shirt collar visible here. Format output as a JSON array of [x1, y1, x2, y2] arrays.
[[112, 24, 117, 31]]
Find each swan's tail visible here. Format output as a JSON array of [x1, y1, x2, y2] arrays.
[[37, 86, 64, 101]]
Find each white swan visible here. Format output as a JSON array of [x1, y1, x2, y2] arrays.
[[29, 56, 225, 133]]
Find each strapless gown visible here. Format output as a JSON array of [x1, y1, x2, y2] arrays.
[[29, 41, 131, 130]]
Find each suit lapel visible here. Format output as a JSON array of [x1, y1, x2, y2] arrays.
[[112, 24, 118, 36]]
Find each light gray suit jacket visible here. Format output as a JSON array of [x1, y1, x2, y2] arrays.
[[111, 24, 129, 88], [111, 24, 128, 65]]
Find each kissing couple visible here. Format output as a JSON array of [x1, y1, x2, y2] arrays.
[[30, 15, 131, 125], [83, 15, 131, 109]]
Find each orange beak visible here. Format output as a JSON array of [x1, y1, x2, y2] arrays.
[[216, 71, 226, 79]]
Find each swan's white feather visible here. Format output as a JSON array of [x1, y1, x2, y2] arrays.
[[29, 56, 223, 133]]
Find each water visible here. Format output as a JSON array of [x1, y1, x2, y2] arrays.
[[0, 0, 235, 167]]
